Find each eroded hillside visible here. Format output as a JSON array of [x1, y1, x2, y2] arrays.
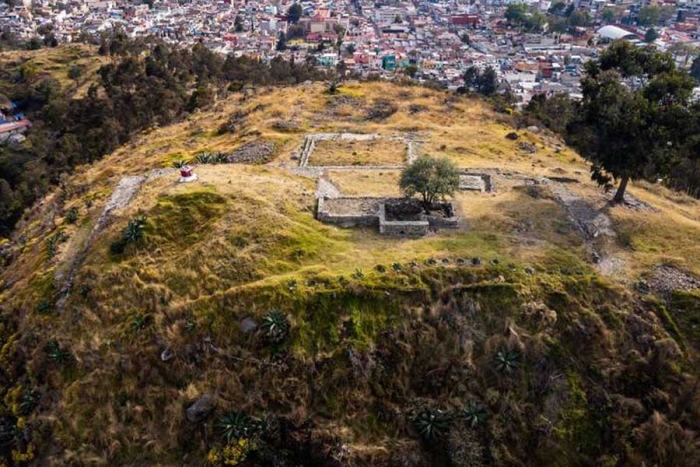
[[1, 82, 700, 466]]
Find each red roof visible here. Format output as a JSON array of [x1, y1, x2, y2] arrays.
[[0, 118, 31, 135]]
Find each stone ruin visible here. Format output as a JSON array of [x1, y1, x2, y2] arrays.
[[317, 196, 459, 237], [459, 172, 495, 192], [296, 132, 420, 168]]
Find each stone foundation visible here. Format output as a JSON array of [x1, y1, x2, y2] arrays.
[[317, 196, 459, 237]]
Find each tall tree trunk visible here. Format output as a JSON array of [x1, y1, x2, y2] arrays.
[[612, 175, 629, 204]]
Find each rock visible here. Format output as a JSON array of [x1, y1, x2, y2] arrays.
[[505, 132, 519, 140], [272, 120, 301, 132], [227, 141, 276, 164], [186, 395, 214, 423], [239, 317, 258, 334], [527, 126, 540, 133], [471, 257, 482, 266], [635, 280, 651, 294], [518, 142, 537, 154], [524, 267, 535, 276], [8, 133, 26, 147], [160, 348, 175, 362]]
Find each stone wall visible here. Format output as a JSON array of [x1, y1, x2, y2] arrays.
[[316, 196, 459, 236], [378, 203, 430, 236], [316, 197, 380, 228]]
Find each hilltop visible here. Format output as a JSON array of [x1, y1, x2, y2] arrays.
[[1, 81, 700, 466]]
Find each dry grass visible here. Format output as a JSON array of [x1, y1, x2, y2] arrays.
[[308, 138, 406, 167], [327, 170, 402, 196], [0, 44, 108, 98], [3, 80, 700, 466]]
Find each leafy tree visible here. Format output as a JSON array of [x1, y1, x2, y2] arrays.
[[286, 3, 302, 23], [399, 155, 460, 213], [394, 14, 402, 23], [276, 32, 287, 51], [478, 66, 498, 96], [602, 8, 617, 23], [525, 93, 575, 134], [645, 28, 658, 43], [691, 55, 700, 82], [464, 66, 497, 96], [569, 42, 694, 204], [505, 4, 529, 26], [568, 9, 591, 28], [548, 1, 567, 16], [637, 5, 673, 26], [234, 15, 244, 32]]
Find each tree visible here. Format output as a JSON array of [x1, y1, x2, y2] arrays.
[[691, 55, 700, 81], [505, 4, 529, 26], [569, 42, 694, 204], [464, 66, 498, 96], [286, 3, 302, 23], [569, 9, 591, 28], [394, 14, 402, 24], [478, 66, 498, 96], [525, 93, 575, 134], [276, 32, 287, 51], [399, 156, 460, 213], [601, 8, 616, 23], [645, 28, 658, 43]]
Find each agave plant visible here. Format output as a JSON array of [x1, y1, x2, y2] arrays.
[[18, 390, 40, 416], [494, 348, 520, 374], [64, 207, 79, 224], [216, 411, 260, 443], [326, 79, 339, 95], [463, 403, 487, 428], [260, 309, 289, 343], [172, 159, 188, 169], [413, 409, 451, 441], [352, 268, 364, 280], [130, 313, 151, 332], [45, 340, 72, 364], [122, 217, 146, 244]]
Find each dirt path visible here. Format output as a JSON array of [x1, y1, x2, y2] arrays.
[[546, 180, 624, 277], [56, 174, 150, 311]]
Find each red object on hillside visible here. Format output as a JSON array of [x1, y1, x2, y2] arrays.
[[180, 166, 194, 178]]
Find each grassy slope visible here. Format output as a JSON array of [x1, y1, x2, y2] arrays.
[[0, 44, 108, 100], [1, 82, 700, 465]]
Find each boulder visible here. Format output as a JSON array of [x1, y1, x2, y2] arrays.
[[518, 141, 537, 154], [240, 317, 258, 334], [505, 132, 519, 140], [186, 394, 214, 423]]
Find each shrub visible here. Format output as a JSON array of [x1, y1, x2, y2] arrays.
[[64, 207, 79, 224], [413, 409, 451, 441], [36, 300, 52, 315], [46, 231, 68, 259], [391, 262, 403, 272], [352, 269, 365, 280], [494, 348, 520, 374], [45, 340, 72, 364], [215, 411, 260, 443], [260, 309, 289, 343]]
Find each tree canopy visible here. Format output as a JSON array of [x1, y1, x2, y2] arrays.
[[399, 156, 460, 213], [568, 41, 693, 204], [286, 3, 302, 23]]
